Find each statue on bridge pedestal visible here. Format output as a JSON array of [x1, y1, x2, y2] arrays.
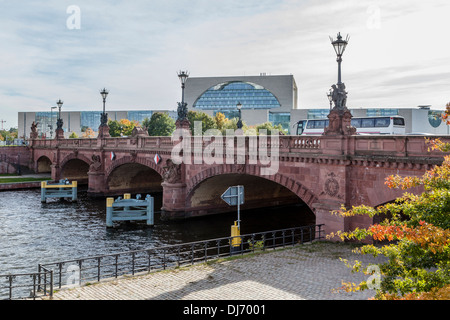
[[323, 82, 356, 136], [30, 121, 39, 139], [162, 159, 182, 184]]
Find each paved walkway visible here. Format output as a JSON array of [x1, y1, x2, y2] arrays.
[[44, 241, 385, 300]]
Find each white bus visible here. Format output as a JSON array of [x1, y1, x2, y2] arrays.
[[295, 116, 406, 135]]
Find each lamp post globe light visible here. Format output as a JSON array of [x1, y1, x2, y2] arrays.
[[328, 32, 350, 110], [326, 90, 333, 110], [100, 88, 109, 127], [330, 32, 349, 86], [56, 99, 63, 129], [324, 32, 356, 136], [97, 88, 111, 138], [54, 99, 65, 139], [176, 70, 191, 132]]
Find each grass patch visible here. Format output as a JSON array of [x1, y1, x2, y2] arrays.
[[0, 177, 51, 184]]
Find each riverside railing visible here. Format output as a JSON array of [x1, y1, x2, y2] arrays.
[[0, 224, 323, 299], [41, 224, 324, 291], [0, 267, 53, 300]]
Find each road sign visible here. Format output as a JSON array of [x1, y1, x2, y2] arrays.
[[221, 185, 244, 206], [221, 185, 244, 229]]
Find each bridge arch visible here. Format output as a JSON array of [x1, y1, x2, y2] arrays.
[[59, 153, 91, 183], [185, 164, 318, 215], [105, 156, 164, 194], [36, 155, 52, 173]]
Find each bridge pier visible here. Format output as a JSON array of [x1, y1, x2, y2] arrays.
[[313, 199, 349, 241], [87, 171, 107, 196], [160, 181, 187, 220]]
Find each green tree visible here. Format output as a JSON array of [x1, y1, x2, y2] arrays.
[[330, 137, 450, 300], [255, 122, 284, 135], [108, 119, 139, 137], [187, 111, 217, 134], [82, 128, 95, 138], [69, 132, 79, 139], [142, 112, 176, 136]]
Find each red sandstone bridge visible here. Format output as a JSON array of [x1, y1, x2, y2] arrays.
[[0, 133, 448, 237]]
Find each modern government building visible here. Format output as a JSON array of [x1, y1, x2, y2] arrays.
[[17, 74, 448, 138]]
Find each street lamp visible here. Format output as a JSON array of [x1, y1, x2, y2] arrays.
[[56, 99, 63, 130], [326, 90, 333, 110], [100, 88, 109, 126], [329, 32, 349, 85], [177, 71, 189, 121], [236, 101, 243, 129]]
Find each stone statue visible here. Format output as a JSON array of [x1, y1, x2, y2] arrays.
[[162, 159, 181, 183], [177, 102, 188, 121], [131, 126, 148, 137], [30, 121, 39, 139], [90, 154, 102, 171]]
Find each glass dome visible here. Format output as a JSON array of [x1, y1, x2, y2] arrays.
[[193, 81, 281, 110]]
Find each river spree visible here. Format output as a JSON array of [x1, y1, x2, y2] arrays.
[[0, 189, 314, 275]]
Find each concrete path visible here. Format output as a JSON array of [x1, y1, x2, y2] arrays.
[[44, 241, 385, 300]]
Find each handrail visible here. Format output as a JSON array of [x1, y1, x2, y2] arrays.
[[0, 224, 323, 299], [0, 268, 53, 300], [41, 224, 324, 290]]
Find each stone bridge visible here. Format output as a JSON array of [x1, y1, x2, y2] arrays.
[[1, 134, 448, 237]]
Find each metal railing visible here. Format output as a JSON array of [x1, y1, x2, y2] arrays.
[[41, 224, 324, 290], [0, 267, 53, 300], [0, 224, 323, 299]]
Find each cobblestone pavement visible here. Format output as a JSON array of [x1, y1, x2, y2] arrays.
[[44, 241, 385, 300]]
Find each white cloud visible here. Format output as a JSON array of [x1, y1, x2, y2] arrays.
[[0, 0, 449, 129]]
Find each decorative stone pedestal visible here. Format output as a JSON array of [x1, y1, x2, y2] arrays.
[[97, 125, 110, 139], [55, 128, 65, 140]]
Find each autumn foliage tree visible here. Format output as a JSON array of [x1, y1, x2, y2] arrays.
[[329, 113, 450, 299]]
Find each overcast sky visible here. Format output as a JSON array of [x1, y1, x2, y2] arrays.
[[0, 0, 449, 129]]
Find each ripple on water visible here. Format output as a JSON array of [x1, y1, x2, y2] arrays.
[[1, 189, 314, 274]]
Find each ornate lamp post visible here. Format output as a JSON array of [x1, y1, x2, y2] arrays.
[[98, 88, 110, 138], [324, 32, 355, 136], [55, 99, 65, 139], [236, 101, 243, 129], [176, 70, 190, 130], [330, 32, 349, 87], [326, 90, 333, 110], [100, 88, 109, 126]]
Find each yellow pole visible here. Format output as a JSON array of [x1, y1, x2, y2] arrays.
[[231, 221, 241, 248], [106, 197, 114, 207], [124, 193, 131, 199]]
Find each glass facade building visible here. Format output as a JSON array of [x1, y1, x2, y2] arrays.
[[127, 111, 154, 123], [269, 112, 291, 131], [193, 81, 281, 110], [80, 111, 102, 130]]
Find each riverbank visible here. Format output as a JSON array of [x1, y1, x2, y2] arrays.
[[0, 173, 51, 190], [43, 241, 386, 301]]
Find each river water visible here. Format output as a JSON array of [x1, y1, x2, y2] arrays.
[[0, 189, 314, 275]]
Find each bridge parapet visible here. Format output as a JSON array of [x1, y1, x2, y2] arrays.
[[28, 135, 450, 161]]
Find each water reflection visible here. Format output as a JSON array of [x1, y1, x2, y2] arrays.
[[0, 189, 314, 274]]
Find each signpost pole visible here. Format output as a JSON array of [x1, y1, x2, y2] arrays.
[[237, 185, 241, 230]]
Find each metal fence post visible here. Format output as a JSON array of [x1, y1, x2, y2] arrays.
[[147, 195, 154, 226]]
